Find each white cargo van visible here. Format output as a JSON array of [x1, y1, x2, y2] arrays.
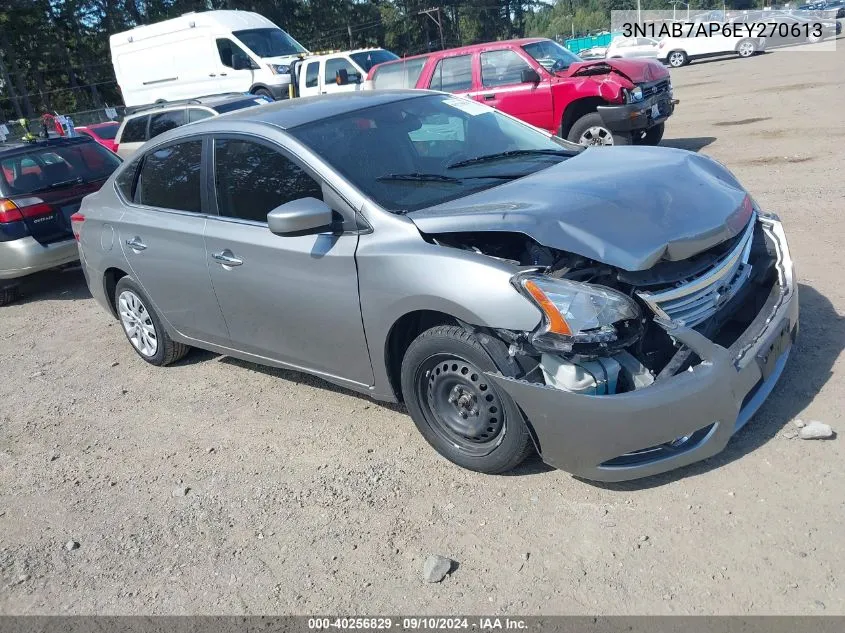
[[110, 10, 309, 107]]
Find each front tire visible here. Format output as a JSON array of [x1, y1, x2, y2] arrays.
[[667, 50, 688, 67], [567, 112, 631, 147], [400, 325, 533, 474], [114, 277, 189, 366], [253, 87, 275, 101]]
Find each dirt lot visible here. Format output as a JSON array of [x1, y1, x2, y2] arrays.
[[2, 42, 844, 616]]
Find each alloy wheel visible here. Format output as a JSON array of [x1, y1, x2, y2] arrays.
[[738, 42, 755, 57], [669, 52, 685, 67], [118, 290, 158, 357], [579, 126, 615, 146]]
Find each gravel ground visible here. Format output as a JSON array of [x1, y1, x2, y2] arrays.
[[1, 42, 844, 615]]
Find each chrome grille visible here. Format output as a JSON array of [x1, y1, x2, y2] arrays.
[[637, 216, 756, 328], [641, 79, 671, 99]]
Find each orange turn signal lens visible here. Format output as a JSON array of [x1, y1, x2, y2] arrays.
[[523, 280, 572, 336]]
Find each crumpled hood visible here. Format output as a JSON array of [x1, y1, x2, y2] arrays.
[[565, 57, 669, 84], [408, 147, 752, 272]]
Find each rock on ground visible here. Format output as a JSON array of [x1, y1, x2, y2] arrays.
[[423, 555, 454, 583]]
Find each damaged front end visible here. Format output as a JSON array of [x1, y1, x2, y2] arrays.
[[429, 209, 798, 482]]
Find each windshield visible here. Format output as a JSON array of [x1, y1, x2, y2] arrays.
[[233, 28, 307, 58], [350, 49, 400, 73], [289, 94, 579, 213], [523, 40, 582, 72], [1, 141, 121, 194]]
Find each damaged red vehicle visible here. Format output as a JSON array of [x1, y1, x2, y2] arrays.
[[367, 38, 678, 146]]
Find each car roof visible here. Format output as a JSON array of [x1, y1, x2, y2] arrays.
[[123, 93, 263, 117], [202, 90, 430, 130], [0, 135, 96, 157], [374, 38, 549, 65]]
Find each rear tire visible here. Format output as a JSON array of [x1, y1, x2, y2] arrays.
[[113, 277, 189, 366], [567, 112, 632, 147], [400, 325, 533, 474], [736, 39, 756, 58], [0, 285, 20, 307], [635, 122, 665, 146], [667, 50, 688, 67]]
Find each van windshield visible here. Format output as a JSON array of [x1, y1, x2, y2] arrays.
[[233, 28, 307, 58]]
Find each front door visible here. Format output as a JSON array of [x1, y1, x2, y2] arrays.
[[474, 48, 554, 133], [214, 37, 256, 93], [322, 56, 363, 94], [203, 136, 373, 386], [117, 138, 230, 344]]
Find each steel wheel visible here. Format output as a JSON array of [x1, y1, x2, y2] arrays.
[[668, 51, 686, 67], [415, 354, 506, 457], [579, 125, 615, 146], [737, 41, 755, 57], [118, 290, 158, 357]]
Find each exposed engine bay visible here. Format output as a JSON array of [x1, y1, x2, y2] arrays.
[[428, 216, 781, 398]]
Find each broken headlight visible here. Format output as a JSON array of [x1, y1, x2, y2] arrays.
[[512, 272, 642, 357]]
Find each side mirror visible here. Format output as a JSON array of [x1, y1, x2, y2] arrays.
[[232, 53, 251, 71], [521, 68, 541, 84], [267, 198, 333, 236], [336, 68, 349, 85]]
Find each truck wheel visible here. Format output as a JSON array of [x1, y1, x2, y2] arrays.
[[567, 113, 631, 147], [667, 50, 688, 67], [400, 325, 534, 474], [0, 285, 20, 307], [253, 88, 275, 101], [635, 123, 665, 146], [736, 39, 756, 58]]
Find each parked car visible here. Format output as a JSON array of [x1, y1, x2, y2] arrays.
[[113, 93, 272, 159], [76, 92, 797, 481], [657, 24, 766, 67], [292, 48, 399, 97], [0, 136, 121, 305], [110, 10, 309, 106], [367, 38, 676, 146], [605, 36, 660, 59], [751, 14, 841, 46], [76, 122, 120, 153]]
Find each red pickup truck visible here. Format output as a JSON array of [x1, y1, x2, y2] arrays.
[[367, 38, 677, 146]]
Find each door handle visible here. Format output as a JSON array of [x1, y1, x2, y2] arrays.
[[211, 250, 243, 267], [125, 237, 147, 251], [209, 73, 217, 77], [220, 72, 227, 76], [483, 94, 496, 100]]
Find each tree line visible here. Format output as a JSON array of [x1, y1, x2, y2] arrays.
[[0, 0, 751, 120]]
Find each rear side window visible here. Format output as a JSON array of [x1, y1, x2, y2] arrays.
[[429, 55, 473, 92], [149, 110, 186, 139], [115, 158, 141, 200], [188, 108, 214, 123], [120, 116, 148, 144], [480, 49, 531, 88], [0, 141, 121, 194], [371, 57, 428, 89], [214, 138, 322, 223], [135, 140, 202, 213]]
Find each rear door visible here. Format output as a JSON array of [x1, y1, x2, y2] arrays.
[[0, 140, 121, 245], [116, 137, 229, 344], [475, 48, 554, 132]]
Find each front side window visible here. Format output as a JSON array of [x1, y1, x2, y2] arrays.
[[149, 109, 186, 139], [325, 58, 361, 85], [523, 39, 581, 72], [233, 28, 307, 58], [480, 49, 532, 87], [216, 38, 253, 69], [135, 140, 202, 213], [289, 94, 578, 213], [120, 116, 148, 144], [214, 139, 322, 223], [429, 55, 473, 92], [372, 57, 428, 89], [304, 61, 319, 88]]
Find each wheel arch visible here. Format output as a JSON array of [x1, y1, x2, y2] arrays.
[[559, 97, 608, 138], [249, 83, 278, 99], [103, 266, 130, 319]]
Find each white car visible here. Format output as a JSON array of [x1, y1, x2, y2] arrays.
[[656, 23, 766, 67], [605, 36, 660, 59]]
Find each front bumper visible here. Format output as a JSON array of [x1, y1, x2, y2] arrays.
[[489, 216, 798, 482], [0, 236, 79, 282], [596, 93, 677, 133]]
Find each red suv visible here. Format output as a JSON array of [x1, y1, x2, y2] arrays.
[[368, 38, 676, 146]]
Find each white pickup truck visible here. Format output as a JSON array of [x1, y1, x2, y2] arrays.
[[291, 48, 398, 97]]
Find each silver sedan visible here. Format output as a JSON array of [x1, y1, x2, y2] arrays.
[[75, 91, 797, 480]]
